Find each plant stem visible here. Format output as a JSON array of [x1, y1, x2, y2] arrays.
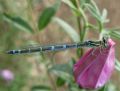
[[75, 0, 82, 41], [75, 0, 88, 57], [77, 17, 82, 41], [75, 0, 83, 57], [76, 17, 84, 57], [98, 21, 103, 33], [79, 8, 88, 42]]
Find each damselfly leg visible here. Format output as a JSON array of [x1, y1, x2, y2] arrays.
[[91, 36, 109, 56]]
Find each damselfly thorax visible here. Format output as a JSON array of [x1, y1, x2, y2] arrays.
[[6, 37, 109, 55]]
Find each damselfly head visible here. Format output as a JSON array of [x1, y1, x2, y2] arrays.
[[102, 36, 109, 48]]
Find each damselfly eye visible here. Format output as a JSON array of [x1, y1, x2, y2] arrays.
[[102, 36, 109, 48]]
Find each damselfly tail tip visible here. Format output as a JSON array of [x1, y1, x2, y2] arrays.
[[5, 50, 13, 54]]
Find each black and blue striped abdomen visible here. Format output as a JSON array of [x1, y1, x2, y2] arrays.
[[6, 40, 104, 55]]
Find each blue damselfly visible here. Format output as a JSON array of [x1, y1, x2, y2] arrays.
[[6, 37, 108, 54]]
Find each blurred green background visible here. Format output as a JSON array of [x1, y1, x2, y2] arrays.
[[0, 0, 120, 91]]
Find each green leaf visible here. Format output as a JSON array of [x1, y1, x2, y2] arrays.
[[80, 0, 91, 8], [80, 0, 91, 4], [115, 59, 120, 71], [106, 27, 120, 32], [62, 0, 80, 16], [68, 58, 76, 68], [53, 17, 80, 42], [49, 59, 76, 84], [101, 9, 109, 23], [101, 9, 107, 20], [38, 7, 56, 30], [49, 63, 72, 75], [3, 13, 33, 33], [109, 31, 120, 39], [99, 85, 107, 91], [49, 59, 75, 75], [38, 1, 61, 30], [83, 0, 101, 21], [85, 4, 101, 21], [56, 77, 65, 87], [31, 85, 52, 91], [90, 0, 100, 15], [62, 0, 76, 9], [68, 82, 81, 91], [52, 70, 73, 84], [69, 0, 77, 7]]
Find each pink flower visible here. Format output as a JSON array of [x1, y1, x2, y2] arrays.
[[0, 69, 14, 81], [73, 39, 115, 89]]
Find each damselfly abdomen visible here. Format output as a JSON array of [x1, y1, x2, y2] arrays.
[[6, 37, 108, 54]]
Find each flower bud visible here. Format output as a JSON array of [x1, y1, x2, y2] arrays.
[[73, 39, 115, 89], [0, 69, 14, 81]]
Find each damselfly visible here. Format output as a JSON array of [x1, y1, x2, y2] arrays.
[[6, 37, 108, 54]]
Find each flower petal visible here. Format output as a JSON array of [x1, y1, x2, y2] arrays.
[[73, 39, 115, 89]]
